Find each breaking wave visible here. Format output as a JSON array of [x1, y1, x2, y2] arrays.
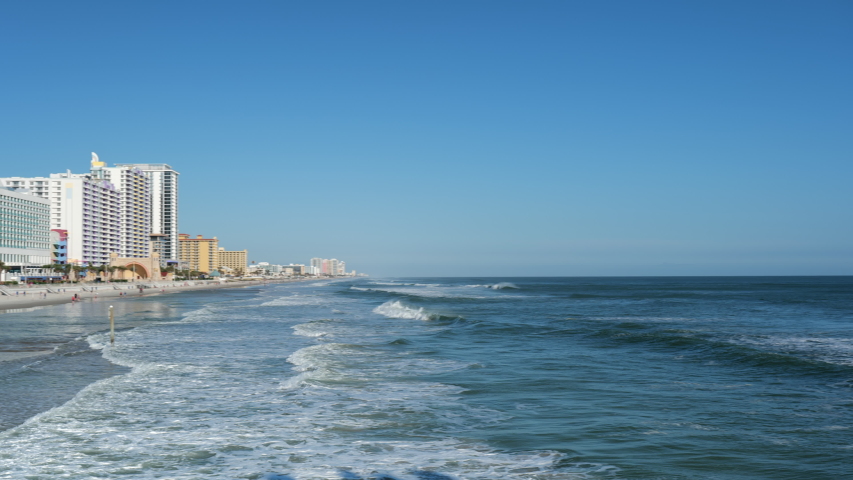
[[372, 301, 461, 322]]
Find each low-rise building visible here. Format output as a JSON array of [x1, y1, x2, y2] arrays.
[[218, 248, 248, 275], [0, 187, 51, 280]]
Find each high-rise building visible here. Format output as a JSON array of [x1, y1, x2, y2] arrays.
[[308, 257, 348, 276], [218, 248, 248, 275], [92, 159, 152, 258], [115, 163, 179, 262], [1, 172, 121, 266], [0, 187, 51, 272], [178, 234, 219, 273], [1, 153, 153, 265]]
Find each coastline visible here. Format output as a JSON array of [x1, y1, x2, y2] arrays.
[[0, 278, 305, 312]]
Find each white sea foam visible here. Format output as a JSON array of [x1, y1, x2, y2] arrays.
[[0, 284, 615, 480], [731, 335, 853, 366], [373, 301, 432, 321]]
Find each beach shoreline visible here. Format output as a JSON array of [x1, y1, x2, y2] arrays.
[[0, 278, 305, 312]]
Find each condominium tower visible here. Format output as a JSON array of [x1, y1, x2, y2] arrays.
[[115, 163, 179, 262], [91, 159, 152, 258]]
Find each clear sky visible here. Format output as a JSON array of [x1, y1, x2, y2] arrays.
[[2, 1, 851, 277]]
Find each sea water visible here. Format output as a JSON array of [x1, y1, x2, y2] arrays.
[[1, 277, 851, 479]]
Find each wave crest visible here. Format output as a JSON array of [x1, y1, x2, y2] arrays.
[[373, 301, 433, 321]]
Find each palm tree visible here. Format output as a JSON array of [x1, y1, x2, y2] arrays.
[[107, 266, 119, 281], [0, 260, 6, 283], [71, 265, 85, 282]]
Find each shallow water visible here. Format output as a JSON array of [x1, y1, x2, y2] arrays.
[[1, 277, 851, 479]]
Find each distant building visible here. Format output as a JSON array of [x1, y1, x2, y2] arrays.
[[282, 264, 305, 276], [178, 234, 219, 273], [219, 248, 248, 275], [308, 257, 348, 276], [0, 187, 51, 274]]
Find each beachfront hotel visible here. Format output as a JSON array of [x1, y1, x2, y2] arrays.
[[1, 154, 157, 266], [218, 248, 248, 275], [0, 171, 121, 266], [91, 160, 152, 259], [178, 234, 219, 273], [115, 163, 179, 264], [0, 186, 51, 278]]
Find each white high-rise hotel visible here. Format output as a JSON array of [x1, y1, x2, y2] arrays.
[[115, 163, 179, 262], [91, 158, 151, 258]]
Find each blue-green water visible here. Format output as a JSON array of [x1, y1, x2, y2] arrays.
[[1, 277, 851, 479]]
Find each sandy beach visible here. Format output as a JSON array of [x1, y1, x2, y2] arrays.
[[0, 279, 303, 312]]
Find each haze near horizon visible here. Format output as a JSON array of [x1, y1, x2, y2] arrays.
[[2, 1, 851, 277]]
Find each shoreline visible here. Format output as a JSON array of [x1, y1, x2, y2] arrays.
[[0, 278, 306, 312]]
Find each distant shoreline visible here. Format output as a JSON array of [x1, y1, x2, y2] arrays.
[[0, 278, 306, 313]]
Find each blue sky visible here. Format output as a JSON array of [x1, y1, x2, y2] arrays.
[[2, 0, 851, 277]]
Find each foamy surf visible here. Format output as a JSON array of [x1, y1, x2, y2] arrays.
[[373, 301, 434, 321], [3, 277, 849, 479]]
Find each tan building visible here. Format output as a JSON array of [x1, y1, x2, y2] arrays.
[[218, 248, 248, 275], [109, 253, 163, 281], [178, 233, 219, 273]]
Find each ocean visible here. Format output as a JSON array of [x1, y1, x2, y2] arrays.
[[1, 277, 851, 479]]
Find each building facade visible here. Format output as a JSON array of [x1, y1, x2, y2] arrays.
[[0, 187, 51, 271], [50, 229, 68, 264], [115, 163, 179, 262], [178, 234, 219, 273], [218, 248, 247, 275], [93, 160, 152, 258], [0, 173, 121, 266]]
